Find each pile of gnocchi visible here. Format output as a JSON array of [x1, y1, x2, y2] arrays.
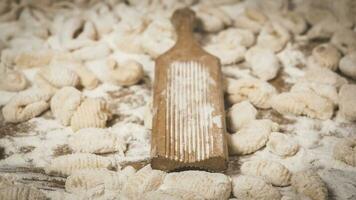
[[0, 0, 356, 199]]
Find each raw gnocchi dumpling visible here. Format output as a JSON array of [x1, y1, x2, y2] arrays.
[[107, 59, 144, 86], [0, 185, 47, 200], [271, 91, 334, 120], [226, 101, 257, 132], [225, 77, 277, 109], [140, 18, 176, 58], [333, 138, 356, 167], [72, 43, 112, 61], [291, 170, 328, 200], [257, 22, 290, 52], [331, 28, 356, 54], [70, 98, 112, 131], [267, 132, 299, 157], [337, 84, 356, 122], [50, 87, 83, 126], [122, 165, 166, 199], [68, 128, 126, 155], [241, 160, 292, 186], [227, 119, 278, 155], [303, 67, 347, 89], [0, 68, 27, 92], [234, 7, 267, 34], [159, 170, 231, 200], [290, 81, 338, 105], [65, 166, 136, 194], [14, 50, 53, 69], [2, 88, 51, 123], [339, 51, 356, 80], [232, 175, 281, 200], [143, 189, 204, 200], [245, 46, 280, 81], [194, 5, 232, 33], [309, 43, 341, 71], [45, 153, 116, 177], [273, 11, 307, 35]]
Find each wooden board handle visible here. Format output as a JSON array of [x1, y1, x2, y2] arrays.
[[171, 8, 198, 48]]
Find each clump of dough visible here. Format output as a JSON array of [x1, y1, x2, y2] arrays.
[[241, 159, 292, 186], [291, 81, 338, 105], [227, 119, 279, 155], [121, 165, 166, 199], [291, 170, 328, 200], [45, 153, 116, 177], [267, 132, 299, 157], [271, 91, 334, 120], [159, 170, 231, 200], [339, 51, 356, 80], [225, 77, 277, 109], [303, 67, 347, 89], [274, 11, 307, 35], [245, 46, 280, 81], [333, 138, 356, 167], [226, 101, 257, 132], [257, 22, 290, 52], [309, 43, 341, 71], [338, 84, 356, 122], [70, 98, 111, 131], [195, 5, 232, 33], [0, 185, 47, 200], [2, 88, 51, 123], [331, 28, 356, 54], [50, 87, 83, 126], [68, 128, 126, 155], [0, 68, 27, 92], [234, 7, 267, 34], [232, 175, 281, 200], [107, 59, 144, 86]]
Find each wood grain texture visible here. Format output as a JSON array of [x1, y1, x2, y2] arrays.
[[151, 8, 228, 172]]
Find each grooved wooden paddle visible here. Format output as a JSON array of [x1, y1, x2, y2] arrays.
[[151, 8, 228, 172]]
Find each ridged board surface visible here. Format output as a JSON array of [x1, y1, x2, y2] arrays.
[[165, 61, 218, 162]]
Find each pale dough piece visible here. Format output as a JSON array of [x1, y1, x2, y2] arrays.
[[241, 160, 292, 186], [339, 51, 356, 80], [70, 98, 111, 131], [257, 22, 290, 52], [195, 5, 232, 33], [267, 132, 299, 157], [50, 87, 83, 126], [71, 63, 99, 89], [331, 28, 356, 54], [303, 67, 347, 89], [204, 43, 246, 65], [226, 101, 257, 132], [159, 170, 231, 200], [333, 138, 356, 167], [0, 68, 27, 92], [338, 84, 356, 121], [271, 91, 334, 120], [307, 18, 342, 39], [45, 153, 116, 177], [234, 7, 267, 34], [291, 81, 338, 105], [14, 50, 53, 69], [2, 88, 51, 123], [122, 165, 166, 199], [274, 11, 307, 35], [208, 28, 255, 48], [36, 63, 79, 88], [0, 185, 47, 200], [68, 128, 126, 155], [291, 170, 328, 200], [302, 6, 334, 26], [107, 59, 144, 86], [72, 43, 111, 61], [232, 175, 281, 200], [225, 77, 277, 109], [65, 166, 135, 194], [227, 119, 279, 155], [245, 46, 280, 81], [140, 18, 176, 58], [309, 43, 341, 71]]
